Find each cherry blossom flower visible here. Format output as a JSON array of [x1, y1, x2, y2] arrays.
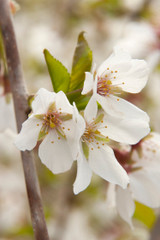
[[72, 97, 129, 194], [82, 48, 150, 144], [106, 132, 160, 226], [15, 88, 76, 174]]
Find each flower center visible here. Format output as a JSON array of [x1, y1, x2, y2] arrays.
[[43, 112, 61, 129], [35, 102, 72, 141], [81, 114, 109, 159], [82, 122, 96, 143], [96, 68, 124, 97], [97, 78, 112, 96]]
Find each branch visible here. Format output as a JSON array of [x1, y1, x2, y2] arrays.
[[0, 1, 50, 239], [150, 213, 160, 240]]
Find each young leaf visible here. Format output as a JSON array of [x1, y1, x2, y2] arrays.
[[44, 49, 70, 93], [69, 32, 92, 92], [74, 95, 91, 111]]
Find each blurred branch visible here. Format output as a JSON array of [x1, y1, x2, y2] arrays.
[[150, 213, 160, 240], [0, 0, 50, 239]]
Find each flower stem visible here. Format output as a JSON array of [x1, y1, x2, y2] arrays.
[[0, 1, 50, 239]]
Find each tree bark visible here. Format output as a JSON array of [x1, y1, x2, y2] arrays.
[[0, 1, 50, 239]]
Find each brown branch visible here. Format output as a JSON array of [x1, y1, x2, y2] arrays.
[[0, 1, 50, 239], [150, 213, 160, 240]]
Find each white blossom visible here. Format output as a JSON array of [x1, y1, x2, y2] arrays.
[[106, 132, 160, 226], [72, 97, 129, 194], [82, 48, 150, 144], [15, 88, 76, 174]]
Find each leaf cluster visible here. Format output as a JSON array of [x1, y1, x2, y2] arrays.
[[44, 32, 92, 110]]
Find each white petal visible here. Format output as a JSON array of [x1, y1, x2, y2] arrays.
[[144, 167, 160, 193], [97, 48, 131, 77], [70, 103, 86, 159], [112, 59, 149, 93], [84, 96, 98, 123], [106, 183, 116, 208], [96, 94, 149, 122], [82, 72, 94, 95], [100, 113, 150, 144], [15, 117, 42, 151], [55, 91, 73, 114], [32, 88, 56, 114], [73, 149, 92, 194], [39, 130, 73, 174], [116, 186, 135, 227], [130, 171, 160, 208], [88, 144, 129, 188]]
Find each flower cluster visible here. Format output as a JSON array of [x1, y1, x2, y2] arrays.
[[15, 48, 152, 225], [107, 132, 160, 227]]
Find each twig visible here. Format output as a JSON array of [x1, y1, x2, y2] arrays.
[[150, 213, 160, 240], [0, 1, 50, 239]]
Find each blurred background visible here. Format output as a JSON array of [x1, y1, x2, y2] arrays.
[[0, 0, 160, 239]]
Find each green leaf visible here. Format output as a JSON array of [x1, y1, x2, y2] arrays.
[[74, 95, 91, 111], [133, 201, 156, 228], [44, 49, 70, 93], [69, 32, 92, 91]]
